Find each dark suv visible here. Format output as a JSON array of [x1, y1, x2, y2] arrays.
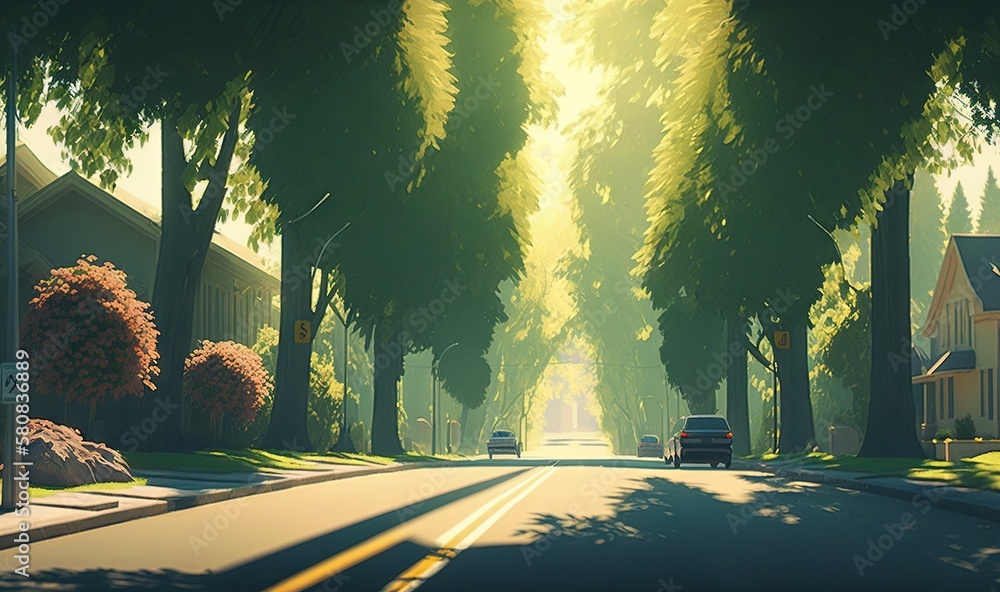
[[665, 415, 733, 469]]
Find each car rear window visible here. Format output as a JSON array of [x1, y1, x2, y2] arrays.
[[641, 436, 659, 443], [685, 417, 730, 430], [493, 431, 513, 438]]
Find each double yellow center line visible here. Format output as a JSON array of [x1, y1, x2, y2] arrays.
[[264, 464, 558, 592], [381, 464, 558, 592]]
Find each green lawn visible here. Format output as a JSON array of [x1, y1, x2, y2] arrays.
[[751, 451, 1000, 492], [25, 478, 148, 499], [124, 449, 459, 474]]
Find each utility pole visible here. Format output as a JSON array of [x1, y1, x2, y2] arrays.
[[3, 29, 19, 512], [432, 342, 458, 456], [772, 368, 779, 452]]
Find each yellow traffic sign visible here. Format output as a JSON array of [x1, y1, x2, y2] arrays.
[[294, 320, 312, 343], [774, 330, 790, 350]]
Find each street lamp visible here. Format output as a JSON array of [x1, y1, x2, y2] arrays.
[[431, 342, 459, 456], [642, 395, 664, 439], [2, 27, 18, 512]]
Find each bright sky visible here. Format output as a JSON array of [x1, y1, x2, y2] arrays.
[[3, 0, 999, 263]]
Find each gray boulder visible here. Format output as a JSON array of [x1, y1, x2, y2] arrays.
[[23, 418, 133, 487]]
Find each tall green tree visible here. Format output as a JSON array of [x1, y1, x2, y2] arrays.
[[565, 0, 673, 450], [910, 171, 948, 340], [945, 181, 974, 236], [248, 0, 455, 452], [324, 0, 549, 455], [978, 167, 1000, 233], [6, 1, 281, 450]]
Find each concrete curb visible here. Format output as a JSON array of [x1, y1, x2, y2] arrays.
[[157, 462, 438, 511], [0, 461, 439, 550], [735, 460, 1000, 523], [1, 498, 169, 550]]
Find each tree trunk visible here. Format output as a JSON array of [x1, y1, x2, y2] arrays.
[[774, 312, 815, 452], [859, 178, 925, 458], [726, 315, 751, 456], [682, 386, 716, 414], [371, 321, 405, 456], [261, 225, 314, 451], [139, 113, 237, 451]]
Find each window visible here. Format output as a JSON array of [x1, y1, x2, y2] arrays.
[[926, 382, 936, 423], [982, 370, 987, 417], [939, 379, 945, 419], [990, 369, 995, 421], [684, 416, 731, 430], [946, 303, 952, 347], [948, 377, 955, 419]]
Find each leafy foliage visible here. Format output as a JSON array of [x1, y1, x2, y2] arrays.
[[978, 167, 1000, 234], [945, 182, 974, 236], [20, 256, 159, 406]]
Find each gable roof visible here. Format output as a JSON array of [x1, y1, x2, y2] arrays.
[[952, 234, 1000, 311], [0, 144, 277, 287], [923, 234, 1000, 338]]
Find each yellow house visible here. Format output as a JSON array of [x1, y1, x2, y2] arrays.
[[915, 234, 1000, 439]]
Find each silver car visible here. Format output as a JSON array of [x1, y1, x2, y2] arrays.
[[637, 434, 664, 457], [487, 429, 521, 459]]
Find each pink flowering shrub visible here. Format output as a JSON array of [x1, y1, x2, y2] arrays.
[[20, 255, 159, 406], [183, 340, 271, 432]]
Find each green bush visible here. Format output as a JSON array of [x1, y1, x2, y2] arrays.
[[954, 414, 976, 439], [307, 354, 341, 452], [933, 428, 955, 440]]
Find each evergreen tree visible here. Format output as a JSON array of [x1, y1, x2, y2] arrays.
[[944, 182, 974, 237], [978, 167, 1000, 234], [910, 171, 948, 337]]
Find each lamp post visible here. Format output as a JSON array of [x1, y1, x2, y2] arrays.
[[2, 26, 18, 512], [642, 395, 664, 439], [431, 342, 458, 456]]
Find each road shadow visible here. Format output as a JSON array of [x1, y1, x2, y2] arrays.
[[5, 469, 532, 591], [420, 472, 1000, 592], [0, 567, 205, 591]]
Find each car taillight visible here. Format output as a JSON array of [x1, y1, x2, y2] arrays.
[[726, 432, 733, 439], [680, 431, 688, 438]]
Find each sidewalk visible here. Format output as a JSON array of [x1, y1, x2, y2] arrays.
[[734, 458, 1000, 523], [0, 459, 434, 550]]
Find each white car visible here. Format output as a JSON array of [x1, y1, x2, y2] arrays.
[[487, 429, 521, 459]]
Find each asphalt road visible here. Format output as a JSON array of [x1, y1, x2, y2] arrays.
[[1, 432, 998, 591]]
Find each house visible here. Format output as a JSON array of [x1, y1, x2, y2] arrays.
[[0, 143, 279, 439], [914, 234, 1000, 439]]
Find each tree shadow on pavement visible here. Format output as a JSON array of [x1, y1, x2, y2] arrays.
[[2, 469, 533, 592], [423, 472, 1000, 592], [0, 567, 207, 590]]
